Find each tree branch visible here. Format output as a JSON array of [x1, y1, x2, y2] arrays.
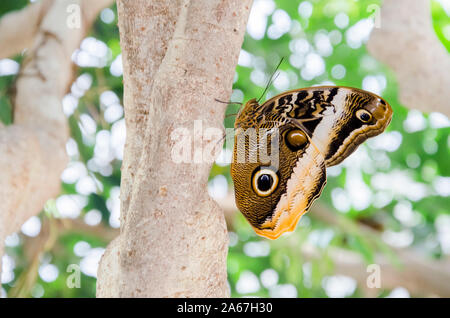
[[216, 193, 450, 297], [0, 0, 113, 287], [7, 217, 118, 297], [0, 0, 50, 59], [305, 204, 450, 297], [367, 0, 450, 117]]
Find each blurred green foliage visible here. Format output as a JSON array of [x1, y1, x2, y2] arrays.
[[1, 0, 449, 298]]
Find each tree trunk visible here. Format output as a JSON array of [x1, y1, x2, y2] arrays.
[[97, 0, 252, 297]]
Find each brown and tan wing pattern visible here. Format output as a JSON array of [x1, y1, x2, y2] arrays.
[[231, 86, 392, 239]]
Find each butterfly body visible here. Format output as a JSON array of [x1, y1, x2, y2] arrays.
[[231, 86, 392, 239]]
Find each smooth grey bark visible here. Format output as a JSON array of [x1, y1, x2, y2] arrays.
[[97, 0, 252, 297]]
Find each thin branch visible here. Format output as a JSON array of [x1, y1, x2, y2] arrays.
[[7, 217, 118, 297], [0, 0, 50, 59], [216, 193, 450, 297]]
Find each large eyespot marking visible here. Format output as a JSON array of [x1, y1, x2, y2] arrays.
[[252, 168, 279, 197], [285, 129, 308, 151], [356, 109, 372, 123]]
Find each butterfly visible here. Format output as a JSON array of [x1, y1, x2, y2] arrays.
[[230, 86, 393, 239]]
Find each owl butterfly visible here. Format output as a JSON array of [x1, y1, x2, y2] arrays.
[[231, 86, 393, 239]]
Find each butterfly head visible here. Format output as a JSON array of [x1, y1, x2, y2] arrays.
[[234, 98, 264, 129]]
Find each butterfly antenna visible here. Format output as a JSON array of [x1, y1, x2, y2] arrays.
[[225, 112, 239, 119], [257, 57, 285, 103], [214, 98, 243, 106]]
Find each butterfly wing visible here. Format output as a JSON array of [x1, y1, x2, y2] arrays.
[[231, 121, 327, 239], [231, 86, 392, 239]]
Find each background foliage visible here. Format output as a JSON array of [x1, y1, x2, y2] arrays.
[[1, 0, 449, 298]]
